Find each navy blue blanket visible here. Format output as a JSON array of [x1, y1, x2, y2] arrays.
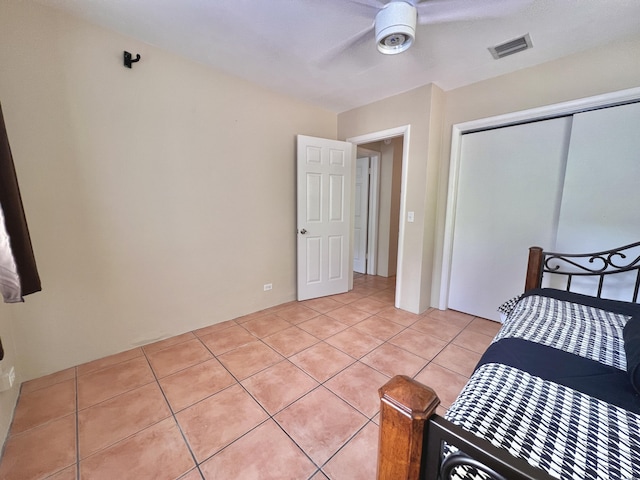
[[478, 337, 640, 414]]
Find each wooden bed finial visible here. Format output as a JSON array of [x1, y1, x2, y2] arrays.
[[525, 246, 544, 292], [377, 375, 440, 480]]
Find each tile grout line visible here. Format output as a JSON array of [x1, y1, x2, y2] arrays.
[[181, 333, 296, 472], [189, 331, 321, 472], [75, 366, 80, 480], [182, 306, 385, 475], [317, 417, 379, 476], [140, 346, 205, 480]]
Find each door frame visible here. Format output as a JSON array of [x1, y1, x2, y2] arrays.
[[347, 125, 410, 309], [439, 86, 640, 310], [355, 147, 381, 276]]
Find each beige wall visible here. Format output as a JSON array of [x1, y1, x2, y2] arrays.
[[338, 84, 444, 313], [0, 310, 18, 446], [430, 34, 640, 305], [0, 0, 336, 397]]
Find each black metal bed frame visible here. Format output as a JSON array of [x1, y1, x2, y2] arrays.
[[526, 241, 640, 301], [422, 416, 556, 480], [377, 241, 640, 480]]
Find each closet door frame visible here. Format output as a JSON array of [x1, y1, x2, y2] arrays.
[[438, 86, 640, 311]]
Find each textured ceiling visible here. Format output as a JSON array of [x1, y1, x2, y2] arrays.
[[38, 0, 640, 112]]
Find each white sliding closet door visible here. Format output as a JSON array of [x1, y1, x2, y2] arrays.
[[449, 117, 572, 321], [555, 102, 640, 299], [557, 102, 640, 250]]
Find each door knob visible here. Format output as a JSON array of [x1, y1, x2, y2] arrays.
[[300, 229, 307, 234]]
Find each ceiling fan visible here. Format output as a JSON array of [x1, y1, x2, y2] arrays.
[[374, 1, 418, 54], [335, 0, 532, 56]]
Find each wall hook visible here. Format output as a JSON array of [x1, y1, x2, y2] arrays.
[[124, 51, 141, 68]]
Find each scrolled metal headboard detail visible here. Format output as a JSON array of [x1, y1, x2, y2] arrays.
[[543, 241, 640, 274], [526, 241, 640, 302], [441, 452, 509, 480]]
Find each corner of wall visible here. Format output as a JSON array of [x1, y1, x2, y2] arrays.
[[427, 84, 449, 310], [0, 311, 20, 450]]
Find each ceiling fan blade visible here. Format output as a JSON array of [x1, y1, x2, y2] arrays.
[[316, 24, 375, 68], [347, 0, 388, 10], [318, 0, 383, 18], [415, 0, 533, 24]]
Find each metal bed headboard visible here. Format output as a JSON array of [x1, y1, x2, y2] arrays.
[[525, 241, 640, 302]]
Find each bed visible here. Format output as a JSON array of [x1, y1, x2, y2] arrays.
[[376, 242, 640, 480]]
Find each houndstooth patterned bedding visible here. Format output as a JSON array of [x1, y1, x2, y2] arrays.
[[494, 294, 630, 370], [445, 363, 640, 480], [437, 293, 640, 479]]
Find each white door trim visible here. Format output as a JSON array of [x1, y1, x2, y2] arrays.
[[439, 86, 640, 310], [353, 156, 370, 274], [356, 147, 381, 276], [347, 125, 410, 309], [367, 154, 380, 276]]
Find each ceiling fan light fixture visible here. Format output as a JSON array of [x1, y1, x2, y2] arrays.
[[375, 2, 417, 55]]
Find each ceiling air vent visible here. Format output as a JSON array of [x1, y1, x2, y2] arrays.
[[489, 33, 532, 59]]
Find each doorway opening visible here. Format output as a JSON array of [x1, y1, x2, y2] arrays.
[[347, 126, 409, 308], [353, 147, 380, 276]]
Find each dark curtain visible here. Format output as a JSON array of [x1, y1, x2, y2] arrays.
[[0, 103, 41, 302]]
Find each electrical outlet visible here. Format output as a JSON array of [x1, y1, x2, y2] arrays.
[[263, 283, 273, 291]]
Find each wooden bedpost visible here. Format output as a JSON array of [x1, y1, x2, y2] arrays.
[[377, 375, 440, 480], [525, 246, 544, 292]]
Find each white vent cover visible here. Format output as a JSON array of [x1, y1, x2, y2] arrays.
[[489, 33, 533, 59]]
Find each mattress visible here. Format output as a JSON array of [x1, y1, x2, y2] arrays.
[[441, 289, 640, 480]]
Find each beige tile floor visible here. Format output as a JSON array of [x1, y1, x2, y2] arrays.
[[0, 274, 501, 480]]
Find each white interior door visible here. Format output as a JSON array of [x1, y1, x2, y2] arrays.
[[297, 135, 353, 301], [448, 117, 572, 321], [353, 157, 370, 274]]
